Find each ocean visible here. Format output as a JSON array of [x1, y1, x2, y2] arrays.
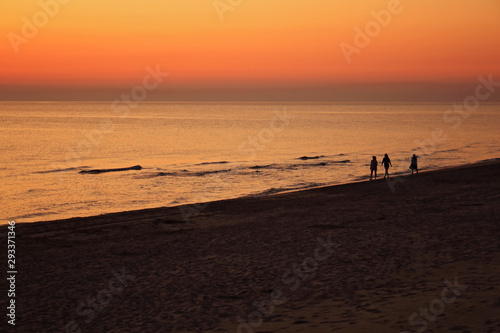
[[1, 102, 499, 223]]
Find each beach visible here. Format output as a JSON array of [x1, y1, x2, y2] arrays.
[[5, 160, 500, 333]]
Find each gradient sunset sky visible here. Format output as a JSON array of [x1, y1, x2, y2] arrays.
[[1, 0, 499, 101]]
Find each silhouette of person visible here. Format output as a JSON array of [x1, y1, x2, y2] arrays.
[[370, 156, 378, 180], [410, 154, 418, 174], [381, 153, 392, 178]]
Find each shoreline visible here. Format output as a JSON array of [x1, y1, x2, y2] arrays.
[[6, 158, 500, 332], [8, 158, 499, 229]]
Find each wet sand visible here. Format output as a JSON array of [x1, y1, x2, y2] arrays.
[[5, 160, 500, 332]]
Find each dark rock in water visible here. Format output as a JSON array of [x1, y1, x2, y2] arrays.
[[298, 155, 325, 160], [79, 165, 142, 174]]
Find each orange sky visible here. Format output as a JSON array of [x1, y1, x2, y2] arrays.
[[1, 0, 499, 101]]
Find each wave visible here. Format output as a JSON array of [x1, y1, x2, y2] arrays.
[[195, 169, 233, 176], [139, 172, 180, 179], [196, 161, 230, 166], [80, 165, 142, 174], [249, 182, 327, 197], [140, 169, 233, 178], [437, 148, 460, 153], [13, 211, 56, 219], [34, 166, 90, 174], [249, 164, 273, 170], [477, 158, 500, 163], [156, 172, 176, 176], [287, 160, 350, 169], [139, 158, 353, 179], [297, 155, 325, 160]]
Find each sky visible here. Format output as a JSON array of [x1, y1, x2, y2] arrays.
[[1, 0, 499, 101]]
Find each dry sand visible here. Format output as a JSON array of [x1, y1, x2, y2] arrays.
[[3, 160, 500, 333]]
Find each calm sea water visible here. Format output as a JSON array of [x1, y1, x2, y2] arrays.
[[1, 102, 499, 223]]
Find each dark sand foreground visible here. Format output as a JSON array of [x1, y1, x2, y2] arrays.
[[3, 161, 500, 333]]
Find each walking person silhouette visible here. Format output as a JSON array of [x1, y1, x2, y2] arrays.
[[370, 156, 378, 180], [410, 154, 418, 174], [381, 153, 392, 178]]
